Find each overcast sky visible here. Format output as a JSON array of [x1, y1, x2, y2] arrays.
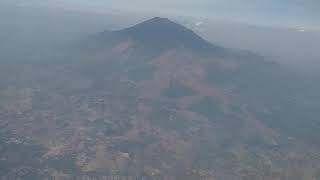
[[3, 0, 320, 29]]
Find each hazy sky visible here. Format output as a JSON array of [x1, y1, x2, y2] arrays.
[[58, 0, 319, 27], [3, 0, 320, 29]]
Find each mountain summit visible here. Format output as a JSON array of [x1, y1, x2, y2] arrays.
[[109, 17, 215, 51]]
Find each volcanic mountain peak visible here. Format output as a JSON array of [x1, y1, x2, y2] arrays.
[[114, 17, 215, 50], [123, 17, 185, 33]]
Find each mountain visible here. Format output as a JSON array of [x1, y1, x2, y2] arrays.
[[81, 17, 222, 54], [0, 17, 320, 180], [114, 17, 216, 50]]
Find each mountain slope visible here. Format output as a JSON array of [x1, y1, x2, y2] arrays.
[[0, 17, 320, 180]]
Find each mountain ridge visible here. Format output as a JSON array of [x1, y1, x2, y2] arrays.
[[93, 17, 220, 52]]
